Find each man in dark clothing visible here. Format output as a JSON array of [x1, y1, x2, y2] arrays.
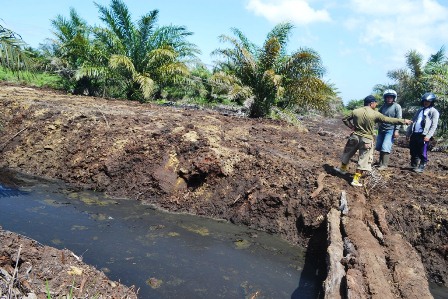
[[406, 92, 440, 173]]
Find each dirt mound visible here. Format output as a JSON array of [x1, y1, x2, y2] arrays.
[[0, 228, 138, 298], [0, 83, 447, 297]]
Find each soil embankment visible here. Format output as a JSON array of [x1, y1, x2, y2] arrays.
[[0, 83, 447, 298]]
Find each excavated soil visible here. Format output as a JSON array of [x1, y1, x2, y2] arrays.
[[0, 82, 447, 298], [0, 228, 138, 299]]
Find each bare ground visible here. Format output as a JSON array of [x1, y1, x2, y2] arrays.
[[0, 82, 447, 298]]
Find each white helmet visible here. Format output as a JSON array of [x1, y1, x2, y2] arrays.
[[383, 89, 397, 101]]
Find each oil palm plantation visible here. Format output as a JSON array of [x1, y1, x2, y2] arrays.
[[89, 0, 200, 101], [212, 22, 334, 118]]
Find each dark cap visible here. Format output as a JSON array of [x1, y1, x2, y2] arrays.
[[364, 95, 377, 106]]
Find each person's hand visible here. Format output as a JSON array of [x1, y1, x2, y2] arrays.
[[424, 136, 430, 142], [393, 131, 399, 138], [404, 119, 413, 125]]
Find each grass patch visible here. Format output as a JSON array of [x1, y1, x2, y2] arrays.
[[0, 67, 65, 90]]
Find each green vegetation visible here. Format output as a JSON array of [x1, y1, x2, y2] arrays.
[[47, 0, 200, 101], [212, 22, 335, 117], [345, 98, 364, 111], [374, 47, 448, 136], [0, 67, 65, 89], [0, 24, 33, 73], [1, 1, 338, 119]]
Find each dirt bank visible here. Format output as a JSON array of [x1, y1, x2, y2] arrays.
[[0, 83, 447, 297], [0, 227, 138, 298]]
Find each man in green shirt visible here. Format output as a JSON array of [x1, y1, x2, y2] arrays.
[[334, 95, 412, 187]]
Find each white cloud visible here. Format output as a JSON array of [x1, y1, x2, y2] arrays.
[[346, 0, 448, 62], [350, 0, 417, 15], [246, 0, 331, 25]]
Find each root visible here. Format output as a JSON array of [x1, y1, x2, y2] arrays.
[[310, 172, 327, 198], [8, 245, 22, 296], [0, 126, 29, 152]]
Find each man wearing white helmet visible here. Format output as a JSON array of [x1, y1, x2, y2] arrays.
[[375, 89, 402, 170]]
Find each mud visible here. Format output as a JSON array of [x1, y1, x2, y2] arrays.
[[0, 82, 447, 298]]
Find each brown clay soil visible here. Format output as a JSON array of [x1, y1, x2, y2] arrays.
[[0, 82, 447, 298]]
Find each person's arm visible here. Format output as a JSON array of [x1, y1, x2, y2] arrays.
[[424, 109, 440, 141], [377, 113, 409, 126], [406, 125, 412, 139], [342, 113, 355, 130], [394, 105, 403, 137], [406, 110, 418, 138]]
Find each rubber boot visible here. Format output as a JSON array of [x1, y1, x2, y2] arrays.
[[334, 163, 348, 175], [375, 152, 384, 166], [377, 152, 390, 170], [379, 152, 384, 166], [414, 162, 426, 173], [410, 157, 419, 170], [351, 172, 363, 187]]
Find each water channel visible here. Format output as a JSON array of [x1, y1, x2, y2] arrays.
[[0, 169, 322, 298]]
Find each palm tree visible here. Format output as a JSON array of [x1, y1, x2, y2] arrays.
[[212, 22, 334, 118], [0, 24, 32, 74], [49, 8, 99, 94], [90, 0, 200, 101], [388, 50, 432, 110], [388, 48, 446, 118], [423, 47, 448, 134]]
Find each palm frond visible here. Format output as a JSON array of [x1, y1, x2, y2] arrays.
[[406, 50, 424, 78], [428, 46, 445, 64], [109, 54, 136, 74], [76, 64, 109, 80], [150, 26, 200, 59], [134, 73, 155, 99], [229, 28, 258, 56], [259, 37, 281, 71], [0, 24, 32, 72], [158, 62, 189, 77], [136, 11, 158, 53], [283, 48, 325, 78], [287, 76, 334, 111], [214, 23, 334, 117], [209, 71, 252, 100], [96, 0, 133, 47], [265, 22, 293, 54]]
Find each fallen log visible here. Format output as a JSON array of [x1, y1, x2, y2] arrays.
[[323, 208, 345, 299], [323, 192, 434, 299]]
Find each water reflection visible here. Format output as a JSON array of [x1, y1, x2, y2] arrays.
[[0, 184, 27, 198], [0, 170, 319, 298]]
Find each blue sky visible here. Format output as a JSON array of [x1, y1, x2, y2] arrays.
[[2, 0, 448, 103]]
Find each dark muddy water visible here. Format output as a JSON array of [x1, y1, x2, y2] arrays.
[[0, 170, 321, 298]]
